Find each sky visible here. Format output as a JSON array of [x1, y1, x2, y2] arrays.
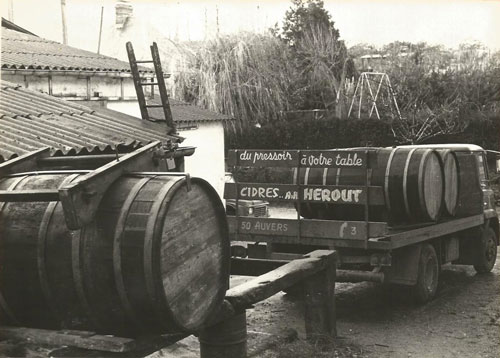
[[1, 0, 499, 51]]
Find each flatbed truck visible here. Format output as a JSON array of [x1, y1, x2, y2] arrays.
[[225, 145, 499, 302]]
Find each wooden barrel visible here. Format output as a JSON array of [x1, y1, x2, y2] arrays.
[[295, 147, 444, 225], [437, 149, 459, 217], [0, 173, 229, 337]]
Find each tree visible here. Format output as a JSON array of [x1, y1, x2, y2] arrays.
[[279, 0, 340, 47], [273, 0, 350, 112]]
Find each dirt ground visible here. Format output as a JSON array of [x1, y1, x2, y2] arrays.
[[245, 254, 499, 358], [242, 205, 500, 358], [156, 205, 499, 358]]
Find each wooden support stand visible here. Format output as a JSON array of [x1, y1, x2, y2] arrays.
[[304, 259, 336, 341], [198, 250, 337, 358]]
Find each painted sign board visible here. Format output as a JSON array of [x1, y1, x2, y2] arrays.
[[227, 217, 387, 240], [224, 183, 384, 205], [227, 150, 367, 169]]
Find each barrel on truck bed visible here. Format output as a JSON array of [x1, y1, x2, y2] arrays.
[[295, 147, 482, 226]]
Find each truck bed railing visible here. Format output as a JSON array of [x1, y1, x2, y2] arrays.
[[226, 149, 386, 247]]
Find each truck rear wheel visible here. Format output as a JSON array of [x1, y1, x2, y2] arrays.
[[412, 244, 439, 303], [473, 227, 497, 274]]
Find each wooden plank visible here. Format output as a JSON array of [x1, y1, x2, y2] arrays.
[[0, 147, 50, 177], [59, 141, 161, 229], [227, 217, 388, 240], [225, 250, 336, 309], [0, 326, 136, 353], [0, 189, 59, 202], [224, 182, 384, 205], [388, 214, 484, 249], [228, 233, 392, 250], [228, 149, 367, 168], [38, 154, 120, 169]]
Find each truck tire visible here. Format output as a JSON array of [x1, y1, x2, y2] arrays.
[[473, 227, 497, 273], [412, 244, 439, 303]]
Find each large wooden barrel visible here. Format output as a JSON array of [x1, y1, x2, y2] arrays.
[[437, 149, 459, 217], [0, 173, 229, 337], [295, 147, 444, 225]]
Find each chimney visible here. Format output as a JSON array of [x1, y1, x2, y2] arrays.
[[115, 0, 133, 29]]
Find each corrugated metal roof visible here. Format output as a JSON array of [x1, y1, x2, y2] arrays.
[[0, 80, 180, 162], [149, 98, 234, 123], [1, 27, 153, 75]]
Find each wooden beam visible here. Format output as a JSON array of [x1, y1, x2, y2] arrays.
[[59, 141, 161, 229], [0, 326, 186, 355], [388, 214, 484, 249], [227, 217, 388, 240], [38, 154, 118, 169], [0, 326, 135, 353], [228, 232, 392, 250], [0, 189, 59, 202], [224, 182, 384, 205], [230, 257, 288, 276], [227, 149, 367, 169], [225, 250, 337, 310], [0, 147, 50, 177]]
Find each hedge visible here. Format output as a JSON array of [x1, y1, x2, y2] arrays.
[[226, 115, 499, 151], [225, 115, 499, 183]]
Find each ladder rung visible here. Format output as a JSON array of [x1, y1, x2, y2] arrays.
[[145, 104, 164, 108], [135, 60, 154, 64], [140, 82, 159, 86]]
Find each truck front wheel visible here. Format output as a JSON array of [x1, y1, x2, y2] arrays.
[[473, 227, 497, 274], [412, 244, 439, 303]]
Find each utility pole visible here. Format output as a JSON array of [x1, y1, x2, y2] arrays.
[[204, 7, 207, 40], [7, 0, 14, 21], [60, 0, 68, 44], [97, 6, 104, 54], [216, 5, 219, 38]]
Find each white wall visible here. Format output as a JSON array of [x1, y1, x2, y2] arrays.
[[1, 74, 142, 99], [107, 100, 141, 118], [179, 122, 225, 199]]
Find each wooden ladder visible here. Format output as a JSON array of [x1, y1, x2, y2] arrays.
[[126, 41, 175, 133]]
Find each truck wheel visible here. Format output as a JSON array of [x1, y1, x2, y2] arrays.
[[473, 227, 498, 274], [412, 244, 439, 304]]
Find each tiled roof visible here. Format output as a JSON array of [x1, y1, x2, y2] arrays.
[[0, 80, 180, 163], [1, 27, 153, 75], [149, 98, 234, 123]]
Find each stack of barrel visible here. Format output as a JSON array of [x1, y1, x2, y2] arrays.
[[295, 147, 482, 226], [0, 173, 230, 337]]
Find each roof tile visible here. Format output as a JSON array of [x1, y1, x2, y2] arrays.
[[1, 28, 153, 74]]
